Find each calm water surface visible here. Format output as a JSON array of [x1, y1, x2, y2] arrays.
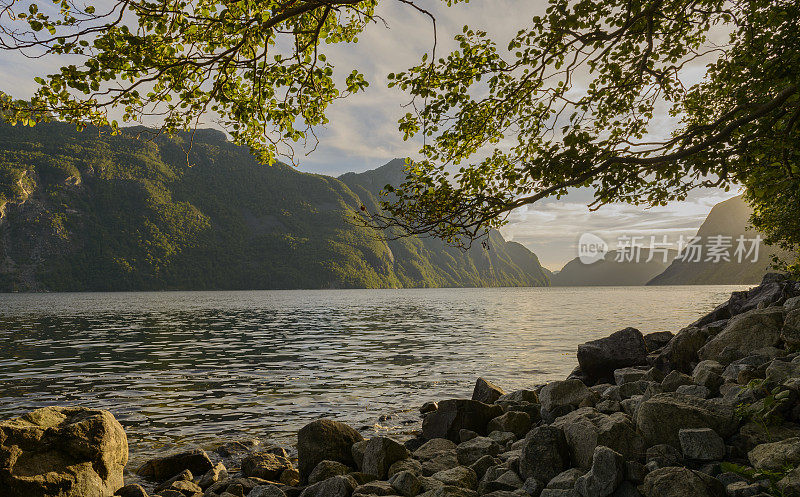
[[0, 286, 746, 467]]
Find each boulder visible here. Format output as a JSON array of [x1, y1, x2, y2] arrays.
[[652, 327, 710, 373], [422, 400, 503, 442], [473, 378, 505, 404], [457, 436, 500, 466], [390, 470, 422, 497], [0, 406, 128, 497], [645, 445, 683, 470], [487, 411, 531, 438], [778, 466, 800, 496], [297, 419, 363, 482], [307, 460, 350, 484], [574, 446, 624, 497], [431, 466, 477, 490], [748, 437, 800, 471], [640, 466, 725, 497], [691, 361, 724, 392], [643, 332, 674, 353], [352, 480, 394, 495], [551, 408, 644, 468], [198, 462, 227, 489], [540, 380, 594, 415], [698, 307, 784, 361], [660, 371, 693, 392], [634, 393, 736, 448], [497, 390, 539, 404], [114, 484, 148, 497], [362, 437, 409, 479], [137, 448, 212, 483], [613, 368, 649, 386], [782, 309, 800, 348], [249, 485, 287, 497], [577, 328, 649, 384], [519, 425, 570, 484], [298, 474, 357, 497], [677, 428, 724, 461], [242, 451, 293, 481]]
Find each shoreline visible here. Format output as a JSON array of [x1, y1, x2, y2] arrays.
[[2, 274, 800, 496]]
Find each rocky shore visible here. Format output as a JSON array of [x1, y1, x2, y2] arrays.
[[3, 274, 800, 497]]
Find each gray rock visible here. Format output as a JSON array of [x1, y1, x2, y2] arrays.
[[640, 466, 726, 497], [674, 385, 710, 398], [551, 408, 644, 468], [487, 411, 531, 438], [577, 328, 649, 384], [469, 454, 497, 481], [457, 436, 500, 466], [652, 326, 710, 373], [783, 310, 800, 349], [421, 402, 439, 415], [748, 437, 800, 471], [547, 468, 586, 489], [297, 419, 363, 482], [691, 360, 724, 392], [618, 381, 653, 400], [459, 429, 480, 443], [540, 380, 594, 415], [249, 485, 287, 497], [389, 457, 423, 478], [353, 480, 395, 495], [777, 465, 800, 496], [574, 446, 624, 497], [308, 460, 350, 484], [152, 469, 192, 494], [519, 425, 570, 484], [352, 439, 368, 471], [362, 436, 409, 479], [242, 451, 294, 481], [498, 390, 540, 404], [634, 393, 736, 447], [431, 466, 477, 490], [391, 470, 423, 497], [765, 360, 800, 384], [678, 428, 725, 461], [523, 477, 545, 496], [137, 448, 211, 483], [473, 378, 506, 404], [698, 307, 785, 360], [645, 444, 683, 470], [643, 332, 674, 353], [114, 485, 149, 497], [613, 368, 649, 386], [541, 490, 579, 497], [422, 399, 504, 442], [299, 474, 358, 497], [199, 462, 227, 489], [724, 481, 765, 497]]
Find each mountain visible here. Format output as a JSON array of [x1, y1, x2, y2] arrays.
[[647, 195, 781, 285], [0, 122, 550, 291], [551, 249, 677, 286]]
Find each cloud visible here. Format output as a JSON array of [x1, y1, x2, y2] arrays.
[[500, 187, 742, 270]]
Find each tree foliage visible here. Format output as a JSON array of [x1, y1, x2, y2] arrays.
[[376, 0, 798, 258], [1, 0, 799, 270]]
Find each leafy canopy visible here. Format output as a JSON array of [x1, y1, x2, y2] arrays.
[[377, 0, 799, 257], [1, 0, 799, 269]]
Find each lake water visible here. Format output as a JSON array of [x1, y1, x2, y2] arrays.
[[0, 286, 746, 469]]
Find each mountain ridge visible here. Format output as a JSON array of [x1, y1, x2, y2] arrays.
[[0, 123, 550, 291]]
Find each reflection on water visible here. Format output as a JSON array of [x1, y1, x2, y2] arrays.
[[0, 286, 746, 466]]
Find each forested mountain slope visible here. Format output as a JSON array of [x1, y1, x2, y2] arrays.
[[647, 196, 783, 285], [0, 123, 549, 291]]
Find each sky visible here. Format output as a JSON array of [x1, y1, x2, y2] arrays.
[[0, 0, 739, 270]]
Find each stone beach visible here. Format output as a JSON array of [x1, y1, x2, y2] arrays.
[[3, 274, 800, 497]]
